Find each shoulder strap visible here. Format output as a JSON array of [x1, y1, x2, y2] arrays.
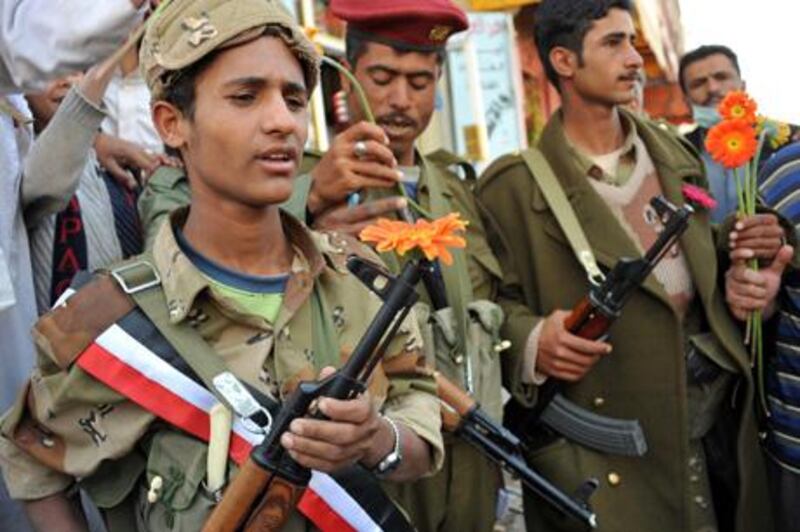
[[519, 148, 605, 285], [310, 282, 341, 372], [108, 257, 274, 432], [426, 149, 478, 182]]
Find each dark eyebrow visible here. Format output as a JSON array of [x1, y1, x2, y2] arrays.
[[223, 76, 267, 89], [366, 65, 400, 77], [601, 31, 629, 43], [282, 81, 307, 95], [223, 76, 307, 94], [366, 65, 436, 80]]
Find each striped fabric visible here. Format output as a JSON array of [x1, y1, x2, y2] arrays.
[[759, 143, 800, 471]]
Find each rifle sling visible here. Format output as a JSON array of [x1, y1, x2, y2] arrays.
[[519, 148, 604, 285], [109, 256, 277, 428]]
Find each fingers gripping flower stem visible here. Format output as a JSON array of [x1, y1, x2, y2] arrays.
[[319, 55, 433, 220], [708, 91, 770, 417]]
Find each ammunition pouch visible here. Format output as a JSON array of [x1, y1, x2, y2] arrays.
[[136, 430, 227, 532], [416, 299, 506, 420]]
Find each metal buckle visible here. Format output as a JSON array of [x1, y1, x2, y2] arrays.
[[241, 407, 274, 436], [213, 372, 273, 434], [579, 251, 606, 287], [110, 261, 162, 295]]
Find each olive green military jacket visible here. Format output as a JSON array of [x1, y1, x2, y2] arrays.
[[476, 111, 772, 532], [366, 151, 506, 420], [0, 209, 443, 532]]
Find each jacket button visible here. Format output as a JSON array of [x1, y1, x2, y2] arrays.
[[593, 397, 605, 408], [693, 495, 709, 509], [494, 340, 512, 353], [607, 472, 621, 487], [147, 476, 164, 504]]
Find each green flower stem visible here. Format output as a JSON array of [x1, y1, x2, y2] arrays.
[[321, 56, 374, 123], [733, 167, 745, 213], [319, 55, 433, 220], [751, 129, 769, 417]]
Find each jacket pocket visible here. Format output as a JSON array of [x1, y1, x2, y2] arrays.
[[418, 299, 507, 421], [136, 430, 222, 531]]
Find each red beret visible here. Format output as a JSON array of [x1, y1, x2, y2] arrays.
[[330, 0, 469, 52]]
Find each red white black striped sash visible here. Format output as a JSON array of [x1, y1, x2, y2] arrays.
[[59, 288, 407, 532]]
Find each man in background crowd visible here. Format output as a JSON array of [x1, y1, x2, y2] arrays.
[[679, 44, 799, 222]]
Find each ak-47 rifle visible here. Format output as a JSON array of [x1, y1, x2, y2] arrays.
[[435, 371, 599, 528], [506, 196, 695, 435], [203, 256, 424, 532]]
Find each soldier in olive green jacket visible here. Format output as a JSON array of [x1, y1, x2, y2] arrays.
[[477, 1, 783, 531], [308, 1, 507, 530], [0, 2, 444, 530]]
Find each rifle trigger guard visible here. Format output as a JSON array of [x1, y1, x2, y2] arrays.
[[573, 477, 599, 508]]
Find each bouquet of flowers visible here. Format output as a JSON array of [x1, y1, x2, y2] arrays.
[[704, 91, 790, 414]]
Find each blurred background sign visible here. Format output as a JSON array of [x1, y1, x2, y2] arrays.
[[446, 12, 526, 169]]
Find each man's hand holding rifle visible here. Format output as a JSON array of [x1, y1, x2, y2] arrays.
[[279, 366, 430, 481]]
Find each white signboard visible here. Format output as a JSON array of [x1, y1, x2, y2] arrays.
[[447, 13, 525, 167]]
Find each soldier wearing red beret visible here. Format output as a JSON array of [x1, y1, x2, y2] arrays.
[[308, 1, 506, 531]]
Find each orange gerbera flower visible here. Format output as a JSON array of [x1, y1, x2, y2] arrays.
[[705, 119, 758, 169], [360, 213, 468, 265], [718, 91, 757, 124]]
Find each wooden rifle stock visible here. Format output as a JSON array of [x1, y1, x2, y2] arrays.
[[202, 457, 302, 532], [202, 458, 266, 531], [563, 296, 615, 341]]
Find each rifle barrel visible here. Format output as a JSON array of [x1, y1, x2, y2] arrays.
[[460, 421, 597, 528]]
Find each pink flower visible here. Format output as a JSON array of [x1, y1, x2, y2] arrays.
[[682, 184, 718, 210]]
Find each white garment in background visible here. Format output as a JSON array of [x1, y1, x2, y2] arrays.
[[101, 69, 164, 153], [0, 247, 14, 312], [27, 87, 124, 314], [0, 0, 143, 93], [0, 94, 36, 411]]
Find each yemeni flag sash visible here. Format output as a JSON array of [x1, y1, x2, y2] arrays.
[[60, 288, 411, 532]]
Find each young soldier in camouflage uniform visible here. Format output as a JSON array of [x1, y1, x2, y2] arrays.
[[0, 1, 443, 530], [136, 2, 508, 528]]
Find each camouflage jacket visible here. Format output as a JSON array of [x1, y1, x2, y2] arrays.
[[0, 209, 442, 531]]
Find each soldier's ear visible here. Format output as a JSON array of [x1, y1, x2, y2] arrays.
[[549, 46, 578, 81], [152, 101, 188, 152]]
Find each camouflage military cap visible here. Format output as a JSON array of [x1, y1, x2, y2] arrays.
[[140, 0, 320, 99]]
